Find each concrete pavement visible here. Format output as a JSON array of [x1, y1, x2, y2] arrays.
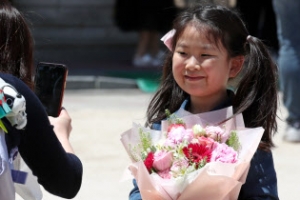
[[17, 88, 300, 200]]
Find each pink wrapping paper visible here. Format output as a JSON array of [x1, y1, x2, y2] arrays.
[[121, 106, 264, 200]]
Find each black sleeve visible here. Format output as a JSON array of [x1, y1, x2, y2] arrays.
[[1, 73, 83, 199], [238, 149, 279, 200]]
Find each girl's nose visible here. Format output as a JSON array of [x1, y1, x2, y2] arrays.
[[185, 56, 200, 71]]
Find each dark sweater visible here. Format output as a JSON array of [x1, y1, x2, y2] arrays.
[[1, 73, 82, 199]]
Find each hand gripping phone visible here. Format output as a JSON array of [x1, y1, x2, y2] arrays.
[[34, 62, 68, 117]]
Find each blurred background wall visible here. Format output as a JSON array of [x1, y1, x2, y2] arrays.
[[14, 0, 138, 70]]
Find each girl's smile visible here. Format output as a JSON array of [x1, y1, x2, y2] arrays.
[[184, 73, 206, 82]]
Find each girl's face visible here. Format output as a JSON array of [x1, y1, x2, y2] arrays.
[[172, 25, 242, 110]]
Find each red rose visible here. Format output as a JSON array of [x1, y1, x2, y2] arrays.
[[144, 152, 154, 173]]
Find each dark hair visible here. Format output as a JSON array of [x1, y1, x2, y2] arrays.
[[0, 0, 34, 89], [146, 4, 278, 151]]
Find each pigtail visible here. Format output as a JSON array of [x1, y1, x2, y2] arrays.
[[233, 36, 278, 150], [146, 52, 187, 127]]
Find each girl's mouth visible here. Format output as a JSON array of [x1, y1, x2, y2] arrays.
[[184, 75, 204, 81]]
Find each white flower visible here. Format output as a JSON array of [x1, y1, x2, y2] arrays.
[[192, 124, 205, 136]]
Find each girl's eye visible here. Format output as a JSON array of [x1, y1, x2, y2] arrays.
[[201, 54, 211, 57], [177, 51, 187, 56]]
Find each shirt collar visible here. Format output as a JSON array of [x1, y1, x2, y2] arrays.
[[179, 89, 234, 113]]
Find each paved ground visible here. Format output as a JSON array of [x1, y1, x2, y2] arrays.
[[15, 88, 300, 200]]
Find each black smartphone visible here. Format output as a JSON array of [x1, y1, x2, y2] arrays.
[[34, 62, 68, 117]]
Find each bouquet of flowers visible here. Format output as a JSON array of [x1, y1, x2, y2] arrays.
[[121, 107, 264, 200]]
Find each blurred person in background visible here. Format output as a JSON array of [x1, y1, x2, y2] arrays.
[[235, 0, 279, 57], [174, 0, 236, 9], [272, 0, 300, 142], [114, 0, 177, 67]]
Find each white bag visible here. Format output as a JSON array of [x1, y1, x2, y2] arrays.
[[14, 154, 43, 200], [0, 129, 16, 200]]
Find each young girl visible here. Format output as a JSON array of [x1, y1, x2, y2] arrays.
[[129, 4, 279, 200]]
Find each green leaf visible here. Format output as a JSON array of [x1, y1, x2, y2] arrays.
[[139, 128, 152, 152], [165, 109, 185, 125], [226, 131, 241, 151]]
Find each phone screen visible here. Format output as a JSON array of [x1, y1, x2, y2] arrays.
[[34, 62, 68, 117]]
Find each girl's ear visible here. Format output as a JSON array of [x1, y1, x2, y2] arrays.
[[229, 56, 244, 78]]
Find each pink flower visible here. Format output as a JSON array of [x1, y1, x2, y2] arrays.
[[205, 126, 229, 142], [153, 151, 173, 171], [167, 124, 185, 132], [164, 138, 177, 148], [157, 169, 172, 179], [183, 129, 194, 142], [197, 136, 218, 150], [211, 143, 238, 163], [170, 159, 189, 174], [167, 126, 193, 145]]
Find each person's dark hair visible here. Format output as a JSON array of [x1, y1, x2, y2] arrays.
[[0, 0, 34, 89], [146, 4, 278, 151]]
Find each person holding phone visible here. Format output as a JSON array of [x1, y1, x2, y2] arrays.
[[0, 0, 82, 199]]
